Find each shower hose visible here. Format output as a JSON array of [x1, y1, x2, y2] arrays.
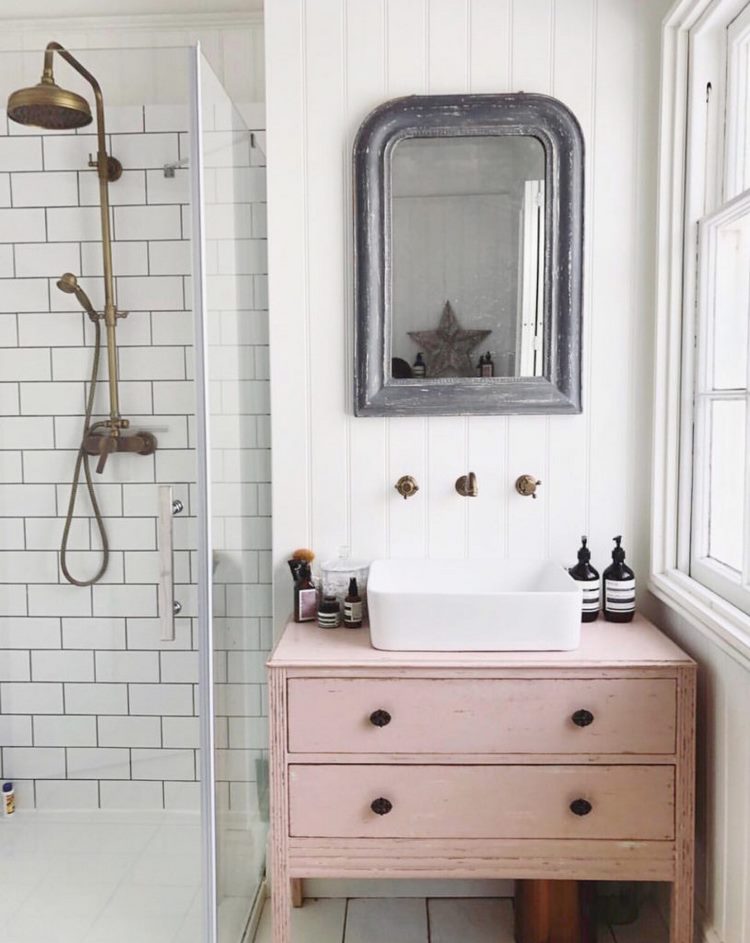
[[59, 317, 110, 586]]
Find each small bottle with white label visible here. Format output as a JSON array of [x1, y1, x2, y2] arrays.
[[568, 536, 600, 622], [317, 595, 341, 629], [343, 577, 363, 628], [603, 535, 635, 623], [2, 781, 15, 816]]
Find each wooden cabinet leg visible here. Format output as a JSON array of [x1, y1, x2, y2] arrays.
[[514, 880, 597, 943], [271, 848, 291, 943], [291, 879, 303, 908], [670, 877, 694, 943], [270, 670, 291, 943], [671, 665, 696, 943]]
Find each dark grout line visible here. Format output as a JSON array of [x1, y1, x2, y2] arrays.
[[341, 898, 349, 943]]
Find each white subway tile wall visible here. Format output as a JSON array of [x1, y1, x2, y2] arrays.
[[0, 105, 269, 810]]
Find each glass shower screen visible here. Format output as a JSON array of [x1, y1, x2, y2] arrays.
[[191, 46, 271, 943]]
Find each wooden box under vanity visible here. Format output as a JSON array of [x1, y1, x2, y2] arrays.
[[268, 614, 696, 943]]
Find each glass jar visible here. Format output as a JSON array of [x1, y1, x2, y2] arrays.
[[320, 547, 370, 616]]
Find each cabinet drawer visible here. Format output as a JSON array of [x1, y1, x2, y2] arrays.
[[289, 764, 675, 841], [287, 678, 676, 755]]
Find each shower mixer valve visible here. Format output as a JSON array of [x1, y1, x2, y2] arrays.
[[84, 426, 157, 474]]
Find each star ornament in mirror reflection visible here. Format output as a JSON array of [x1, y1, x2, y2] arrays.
[[408, 301, 491, 378]]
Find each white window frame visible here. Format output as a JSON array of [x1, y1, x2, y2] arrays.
[[690, 191, 750, 610], [652, 0, 750, 666]]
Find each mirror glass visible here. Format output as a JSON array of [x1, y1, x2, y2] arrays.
[[390, 135, 546, 380]]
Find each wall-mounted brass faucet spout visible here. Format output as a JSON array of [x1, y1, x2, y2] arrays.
[[455, 472, 478, 497]]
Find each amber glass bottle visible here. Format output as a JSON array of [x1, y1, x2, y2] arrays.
[[602, 536, 635, 623], [568, 536, 600, 622]]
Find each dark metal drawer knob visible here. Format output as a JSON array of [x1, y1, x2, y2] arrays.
[[570, 798, 593, 816], [572, 709, 594, 727], [369, 709, 392, 727], [370, 797, 393, 816]]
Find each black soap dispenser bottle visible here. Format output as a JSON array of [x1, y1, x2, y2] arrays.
[[568, 536, 600, 622], [603, 535, 636, 623]]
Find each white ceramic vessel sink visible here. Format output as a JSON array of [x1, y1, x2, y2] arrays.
[[367, 558, 581, 652]]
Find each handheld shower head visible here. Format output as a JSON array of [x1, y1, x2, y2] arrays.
[[56, 272, 79, 294], [57, 272, 98, 321]]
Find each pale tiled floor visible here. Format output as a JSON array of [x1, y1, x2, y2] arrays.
[[0, 811, 258, 943], [254, 895, 670, 943], [0, 811, 202, 943], [1, 813, 670, 943]]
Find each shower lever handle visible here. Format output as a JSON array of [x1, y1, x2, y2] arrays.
[[94, 433, 117, 474]]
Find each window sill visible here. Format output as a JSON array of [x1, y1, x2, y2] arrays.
[[649, 569, 750, 669]]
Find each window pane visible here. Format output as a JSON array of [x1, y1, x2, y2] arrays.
[[711, 214, 750, 390], [726, 5, 750, 198], [707, 399, 746, 571]]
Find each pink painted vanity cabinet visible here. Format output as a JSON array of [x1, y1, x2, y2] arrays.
[[268, 614, 696, 943]]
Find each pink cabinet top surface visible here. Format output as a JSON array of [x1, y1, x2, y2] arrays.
[[269, 613, 695, 670]]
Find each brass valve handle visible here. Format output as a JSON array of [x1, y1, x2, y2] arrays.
[[395, 475, 419, 500], [515, 474, 542, 498]]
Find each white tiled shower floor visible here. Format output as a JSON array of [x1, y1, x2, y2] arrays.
[[254, 896, 670, 943], [0, 811, 206, 943]]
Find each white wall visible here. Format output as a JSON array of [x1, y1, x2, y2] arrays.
[[266, 0, 669, 630]]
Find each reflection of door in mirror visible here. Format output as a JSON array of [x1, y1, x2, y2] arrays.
[[517, 179, 545, 377], [390, 135, 545, 380]]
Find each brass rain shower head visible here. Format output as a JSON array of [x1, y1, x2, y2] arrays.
[[7, 79, 92, 130]]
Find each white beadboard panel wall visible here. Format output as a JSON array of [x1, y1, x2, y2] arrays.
[[266, 0, 670, 631], [645, 596, 750, 943], [0, 59, 270, 809]]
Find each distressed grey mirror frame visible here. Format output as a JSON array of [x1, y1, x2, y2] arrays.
[[353, 93, 584, 417]]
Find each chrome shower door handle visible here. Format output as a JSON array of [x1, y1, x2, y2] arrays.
[[158, 484, 177, 642]]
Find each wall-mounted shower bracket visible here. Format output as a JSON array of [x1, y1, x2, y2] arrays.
[[87, 153, 122, 182]]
